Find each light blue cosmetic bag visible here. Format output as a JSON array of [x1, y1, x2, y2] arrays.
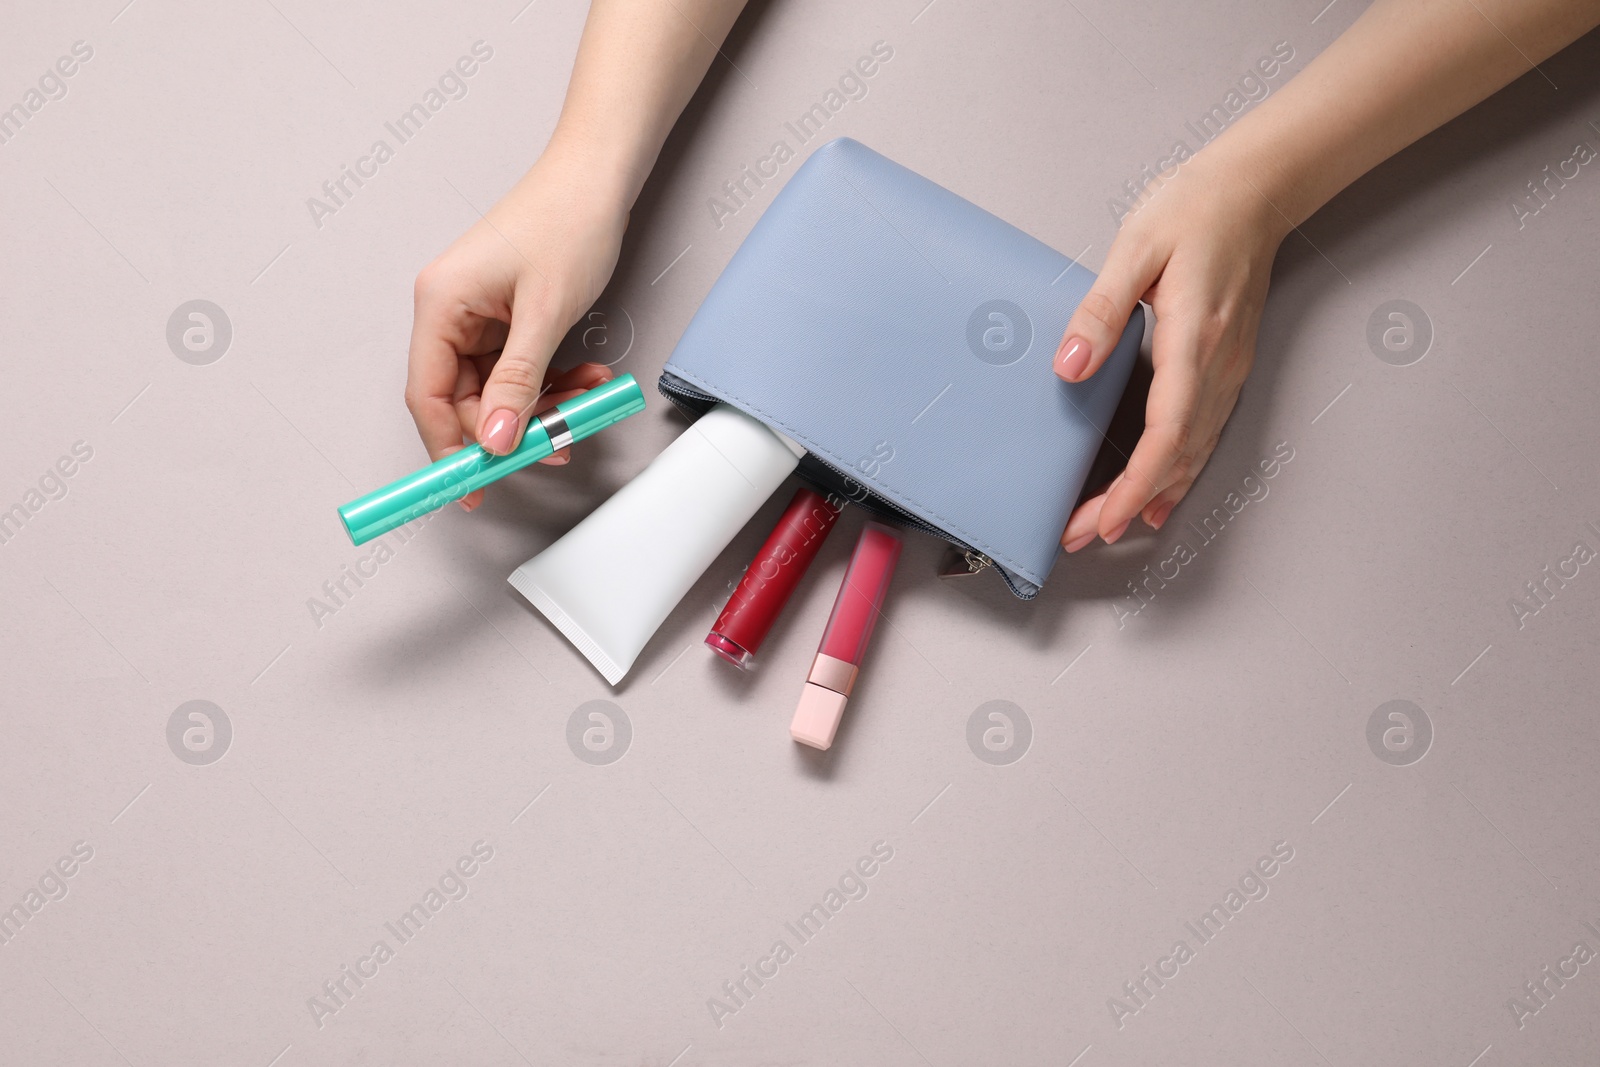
[[659, 138, 1143, 598]]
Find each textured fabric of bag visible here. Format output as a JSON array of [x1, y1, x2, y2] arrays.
[[660, 137, 1144, 597]]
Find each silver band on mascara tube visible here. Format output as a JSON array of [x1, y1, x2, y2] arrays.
[[538, 409, 575, 452]]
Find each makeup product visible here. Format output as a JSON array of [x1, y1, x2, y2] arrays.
[[705, 487, 841, 670], [508, 404, 807, 684], [791, 522, 902, 750], [337, 375, 646, 546]]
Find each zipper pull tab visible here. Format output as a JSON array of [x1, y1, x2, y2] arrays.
[[937, 546, 994, 580]]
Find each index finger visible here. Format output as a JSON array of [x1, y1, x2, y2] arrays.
[[403, 297, 467, 462], [1099, 350, 1200, 538]]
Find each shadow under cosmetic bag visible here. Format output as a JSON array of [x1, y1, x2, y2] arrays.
[[659, 138, 1144, 599]]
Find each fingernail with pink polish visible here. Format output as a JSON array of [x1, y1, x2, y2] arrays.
[[1148, 501, 1175, 530], [481, 409, 519, 455], [459, 498, 477, 513], [1103, 519, 1131, 544], [1055, 336, 1091, 381], [1064, 531, 1096, 553]]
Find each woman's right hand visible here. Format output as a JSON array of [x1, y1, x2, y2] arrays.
[[404, 146, 629, 511]]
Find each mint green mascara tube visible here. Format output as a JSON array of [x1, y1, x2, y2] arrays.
[[337, 374, 646, 546]]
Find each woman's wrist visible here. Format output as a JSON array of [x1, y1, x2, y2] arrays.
[[1179, 134, 1299, 249], [534, 117, 642, 221], [1212, 110, 1349, 234]]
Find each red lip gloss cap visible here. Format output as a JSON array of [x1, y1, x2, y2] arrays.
[[704, 632, 753, 669]]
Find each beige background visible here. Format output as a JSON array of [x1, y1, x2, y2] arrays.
[[3, 1, 1599, 1064]]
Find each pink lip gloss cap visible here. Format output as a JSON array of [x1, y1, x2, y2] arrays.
[[791, 683, 848, 750]]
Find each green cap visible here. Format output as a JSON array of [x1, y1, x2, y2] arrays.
[[337, 374, 645, 546]]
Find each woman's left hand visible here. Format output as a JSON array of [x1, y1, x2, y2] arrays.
[[1054, 150, 1291, 550]]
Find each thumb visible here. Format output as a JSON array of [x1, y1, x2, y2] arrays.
[[475, 295, 564, 456], [1054, 239, 1160, 383]]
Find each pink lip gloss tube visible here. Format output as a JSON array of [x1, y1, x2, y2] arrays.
[[790, 522, 903, 750]]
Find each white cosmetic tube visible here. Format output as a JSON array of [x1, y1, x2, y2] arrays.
[[509, 404, 806, 684]]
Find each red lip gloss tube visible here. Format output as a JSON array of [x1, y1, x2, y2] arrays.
[[790, 521, 902, 750], [706, 487, 841, 669]]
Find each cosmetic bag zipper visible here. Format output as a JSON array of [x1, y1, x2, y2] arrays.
[[937, 547, 997, 580], [656, 376, 1038, 599]]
